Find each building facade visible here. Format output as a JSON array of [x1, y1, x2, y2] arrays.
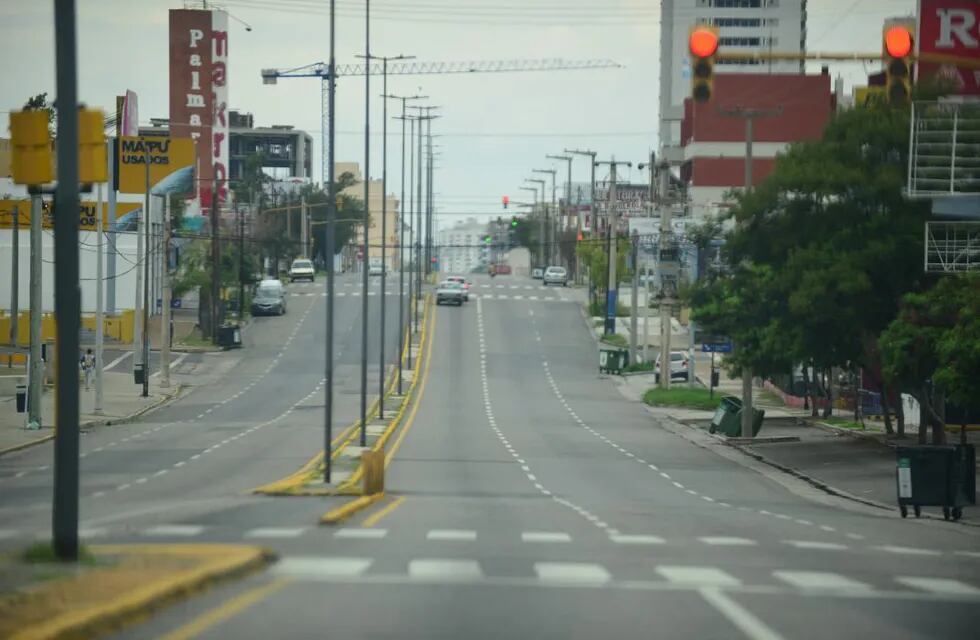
[[336, 162, 400, 271], [436, 219, 487, 275], [659, 0, 807, 153]]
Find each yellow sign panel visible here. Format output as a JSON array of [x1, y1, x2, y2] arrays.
[[116, 136, 196, 195], [854, 86, 886, 106], [0, 199, 140, 231]]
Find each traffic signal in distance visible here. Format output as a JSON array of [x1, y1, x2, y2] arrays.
[[502, 195, 509, 209], [884, 25, 913, 104], [78, 108, 107, 184], [484, 235, 492, 245], [689, 26, 719, 103], [9, 110, 53, 186], [511, 216, 518, 228]]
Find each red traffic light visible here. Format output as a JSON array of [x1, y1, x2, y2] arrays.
[[885, 26, 912, 58], [689, 28, 719, 58], [502, 195, 509, 209]]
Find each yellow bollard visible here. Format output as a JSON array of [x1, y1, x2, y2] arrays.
[[361, 450, 385, 495]]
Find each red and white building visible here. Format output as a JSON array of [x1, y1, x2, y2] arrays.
[[679, 72, 835, 219]]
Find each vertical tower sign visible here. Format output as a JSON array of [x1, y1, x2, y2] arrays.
[[169, 8, 229, 216]]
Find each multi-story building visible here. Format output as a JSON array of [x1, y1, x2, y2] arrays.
[[336, 162, 400, 271], [436, 219, 487, 275], [139, 111, 313, 183], [659, 0, 807, 153]]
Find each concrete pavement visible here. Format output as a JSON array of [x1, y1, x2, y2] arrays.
[[63, 273, 980, 640]]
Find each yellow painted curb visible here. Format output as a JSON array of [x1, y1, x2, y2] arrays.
[[320, 492, 385, 525], [2, 544, 274, 640], [0, 434, 54, 458]]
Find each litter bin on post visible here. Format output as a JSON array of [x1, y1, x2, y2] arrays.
[[16, 382, 27, 413], [709, 395, 764, 437], [217, 324, 242, 349], [896, 444, 975, 521], [133, 362, 145, 385]]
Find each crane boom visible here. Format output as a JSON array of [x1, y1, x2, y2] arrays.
[[261, 57, 622, 185]]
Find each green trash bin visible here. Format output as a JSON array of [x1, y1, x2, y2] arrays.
[[599, 347, 624, 374], [709, 395, 764, 437]]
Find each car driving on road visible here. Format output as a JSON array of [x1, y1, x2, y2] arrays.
[[435, 280, 465, 306], [288, 258, 315, 282], [543, 266, 567, 286], [445, 275, 471, 301], [251, 279, 287, 316]]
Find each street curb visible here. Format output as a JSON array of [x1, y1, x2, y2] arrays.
[[3, 544, 274, 640], [320, 493, 384, 525], [0, 384, 185, 459]]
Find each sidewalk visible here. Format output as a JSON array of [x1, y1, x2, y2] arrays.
[[617, 370, 978, 523], [0, 370, 181, 455]]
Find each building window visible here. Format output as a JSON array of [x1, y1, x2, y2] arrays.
[[714, 17, 762, 27], [711, 0, 762, 8], [716, 57, 763, 65], [719, 36, 762, 47]]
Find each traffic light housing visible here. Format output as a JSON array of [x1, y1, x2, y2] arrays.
[[689, 26, 719, 103], [78, 108, 107, 184], [884, 25, 914, 104], [502, 195, 509, 209], [511, 216, 518, 228], [9, 110, 53, 186]]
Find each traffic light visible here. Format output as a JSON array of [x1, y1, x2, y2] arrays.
[[9, 110, 53, 186], [689, 26, 719, 103], [511, 216, 518, 228], [884, 25, 913, 104], [78, 108, 107, 184], [484, 235, 492, 245], [502, 195, 509, 209]]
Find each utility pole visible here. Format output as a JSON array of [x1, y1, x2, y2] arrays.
[[94, 184, 104, 412], [547, 155, 572, 266], [524, 179, 546, 268], [407, 116, 416, 337], [142, 156, 151, 397], [132, 166, 144, 385], [566, 148, 597, 285], [238, 198, 246, 322], [532, 168, 556, 264], [28, 194, 42, 429], [210, 173, 221, 346], [106, 137, 116, 315], [386, 93, 425, 396], [425, 120, 434, 275], [9, 205, 19, 362], [300, 194, 308, 257], [358, 0, 371, 446], [630, 230, 639, 365], [719, 106, 781, 438], [409, 109, 439, 329], [324, 0, 337, 483], [656, 162, 673, 390], [160, 195, 172, 389], [595, 159, 630, 336], [52, 0, 82, 560]]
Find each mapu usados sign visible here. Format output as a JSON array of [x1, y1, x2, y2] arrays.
[[918, 0, 980, 95], [168, 8, 229, 215], [115, 136, 196, 196]]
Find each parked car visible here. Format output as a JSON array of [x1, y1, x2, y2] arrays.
[[252, 279, 287, 316], [288, 258, 315, 282], [543, 266, 568, 286], [655, 350, 692, 382], [445, 275, 470, 301], [435, 280, 465, 306], [494, 264, 512, 275], [531, 267, 545, 279], [368, 258, 385, 276]]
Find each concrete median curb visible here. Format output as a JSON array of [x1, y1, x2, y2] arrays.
[[320, 493, 385, 525], [0, 544, 274, 640]]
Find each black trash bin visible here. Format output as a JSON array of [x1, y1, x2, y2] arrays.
[[134, 362, 145, 385], [217, 324, 242, 349], [16, 382, 27, 413], [896, 444, 976, 521]]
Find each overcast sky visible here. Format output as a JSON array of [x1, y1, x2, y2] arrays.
[[1, 0, 915, 226]]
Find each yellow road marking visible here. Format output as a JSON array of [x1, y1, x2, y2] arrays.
[[361, 495, 406, 528], [384, 299, 437, 468], [156, 577, 292, 640]]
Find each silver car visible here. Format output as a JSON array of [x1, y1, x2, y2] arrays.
[[252, 279, 287, 316], [288, 258, 315, 282], [435, 281, 465, 306], [543, 266, 567, 286]]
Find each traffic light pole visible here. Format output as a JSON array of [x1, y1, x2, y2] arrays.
[[324, 0, 336, 483], [52, 0, 81, 561]]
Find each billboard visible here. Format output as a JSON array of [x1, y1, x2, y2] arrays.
[[169, 8, 229, 216], [0, 199, 140, 231], [116, 136, 196, 195], [918, 0, 980, 95]]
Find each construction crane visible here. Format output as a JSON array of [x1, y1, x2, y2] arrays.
[[260, 58, 622, 184]]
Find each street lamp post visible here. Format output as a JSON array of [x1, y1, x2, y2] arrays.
[[524, 178, 546, 268], [547, 155, 572, 267], [565, 148, 597, 284], [532, 168, 556, 264]]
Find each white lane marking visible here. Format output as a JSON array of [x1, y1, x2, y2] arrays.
[[244, 527, 308, 539], [409, 559, 483, 580], [783, 540, 849, 551], [700, 587, 786, 640], [104, 351, 133, 371], [275, 557, 373, 578], [333, 528, 388, 540], [699, 536, 757, 547], [657, 566, 741, 588], [141, 525, 205, 537], [535, 562, 611, 584], [773, 571, 870, 591], [610, 534, 665, 545], [78, 528, 108, 539], [426, 529, 477, 542], [521, 531, 572, 543], [876, 545, 942, 557], [895, 577, 980, 596]]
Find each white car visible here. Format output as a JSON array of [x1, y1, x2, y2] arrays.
[[445, 275, 470, 301], [655, 350, 692, 382], [543, 266, 567, 286], [288, 258, 315, 283], [531, 267, 544, 279], [368, 261, 385, 276]]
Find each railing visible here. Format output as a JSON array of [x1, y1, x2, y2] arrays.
[[908, 100, 980, 197]]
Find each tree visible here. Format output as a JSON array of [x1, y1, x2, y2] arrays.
[[22, 93, 56, 135], [689, 101, 930, 428]]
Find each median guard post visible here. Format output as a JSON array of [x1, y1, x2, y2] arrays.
[[362, 450, 385, 495]]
